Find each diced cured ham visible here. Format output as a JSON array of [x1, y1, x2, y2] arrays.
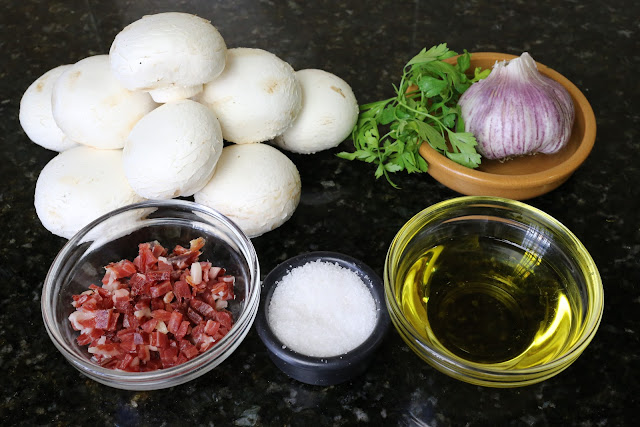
[[150, 331, 169, 349], [68, 238, 235, 372], [173, 280, 192, 300], [69, 310, 97, 331], [133, 243, 158, 273], [146, 270, 171, 282], [129, 273, 149, 296], [204, 319, 220, 336], [175, 321, 190, 340], [151, 309, 173, 322], [150, 280, 173, 298], [186, 307, 204, 325], [76, 328, 103, 346], [102, 259, 137, 288], [159, 346, 179, 368], [215, 310, 234, 331], [189, 299, 216, 318], [155, 320, 168, 335], [211, 279, 235, 301], [117, 354, 140, 371], [112, 288, 131, 313], [141, 318, 159, 333], [178, 339, 199, 360], [208, 266, 224, 280], [94, 309, 120, 331], [149, 241, 168, 258], [167, 311, 183, 335], [163, 291, 175, 304], [88, 343, 121, 358]]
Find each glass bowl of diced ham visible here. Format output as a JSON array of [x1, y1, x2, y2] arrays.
[[41, 199, 260, 390]]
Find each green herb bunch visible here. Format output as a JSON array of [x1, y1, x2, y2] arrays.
[[337, 44, 490, 188]]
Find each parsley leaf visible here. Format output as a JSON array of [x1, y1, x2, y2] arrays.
[[337, 44, 489, 187]]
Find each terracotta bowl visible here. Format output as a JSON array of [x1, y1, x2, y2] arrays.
[[418, 52, 596, 200]]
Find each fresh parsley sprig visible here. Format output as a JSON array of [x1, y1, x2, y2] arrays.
[[337, 43, 490, 188]]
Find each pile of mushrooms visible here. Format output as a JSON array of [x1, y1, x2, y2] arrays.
[[19, 12, 359, 239]]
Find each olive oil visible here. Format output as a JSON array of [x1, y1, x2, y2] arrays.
[[399, 234, 584, 368]]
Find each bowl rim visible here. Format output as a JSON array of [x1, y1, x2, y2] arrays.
[[419, 52, 597, 196], [41, 199, 261, 388], [255, 251, 390, 383], [384, 196, 604, 383]]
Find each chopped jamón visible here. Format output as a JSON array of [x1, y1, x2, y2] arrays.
[[69, 237, 236, 372]]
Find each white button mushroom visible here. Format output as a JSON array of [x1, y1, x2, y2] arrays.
[[194, 143, 301, 238], [19, 64, 79, 152], [109, 12, 227, 103], [34, 146, 145, 239], [123, 99, 224, 200], [51, 55, 156, 150], [274, 69, 359, 154], [196, 48, 302, 144]]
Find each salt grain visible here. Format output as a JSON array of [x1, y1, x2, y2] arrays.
[[267, 260, 377, 357]]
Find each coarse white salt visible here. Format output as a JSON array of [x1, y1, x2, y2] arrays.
[[267, 260, 378, 357]]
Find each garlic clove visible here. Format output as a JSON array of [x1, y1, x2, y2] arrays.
[[459, 52, 575, 160]]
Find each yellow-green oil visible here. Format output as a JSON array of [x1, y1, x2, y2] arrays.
[[398, 234, 584, 368]]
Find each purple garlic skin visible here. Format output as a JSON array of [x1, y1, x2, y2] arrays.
[[458, 52, 575, 160]]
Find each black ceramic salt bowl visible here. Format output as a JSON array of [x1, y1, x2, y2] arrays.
[[255, 251, 390, 386]]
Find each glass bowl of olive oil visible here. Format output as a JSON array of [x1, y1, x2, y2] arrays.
[[384, 196, 603, 387]]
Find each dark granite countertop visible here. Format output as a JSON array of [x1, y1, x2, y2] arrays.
[[1, 1, 638, 425]]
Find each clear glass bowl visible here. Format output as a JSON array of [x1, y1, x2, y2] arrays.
[[41, 200, 260, 390], [384, 196, 603, 387]]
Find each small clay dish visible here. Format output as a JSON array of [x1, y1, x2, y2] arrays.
[[256, 251, 390, 386], [419, 52, 596, 200]]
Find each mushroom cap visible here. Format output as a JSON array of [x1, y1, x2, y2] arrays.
[[19, 64, 79, 151], [194, 143, 301, 238], [196, 48, 301, 144], [123, 99, 224, 199], [51, 55, 156, 149], [274, 69, 359, 154], [147, 84, 204, 104], [34, 146, 145, 239], [109, 12, 227, 96]]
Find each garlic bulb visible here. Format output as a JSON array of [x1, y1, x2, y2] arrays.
[[459, 52, 575, 160]]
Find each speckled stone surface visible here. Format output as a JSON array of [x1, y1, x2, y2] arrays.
[[1, 0, 638, 425]]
